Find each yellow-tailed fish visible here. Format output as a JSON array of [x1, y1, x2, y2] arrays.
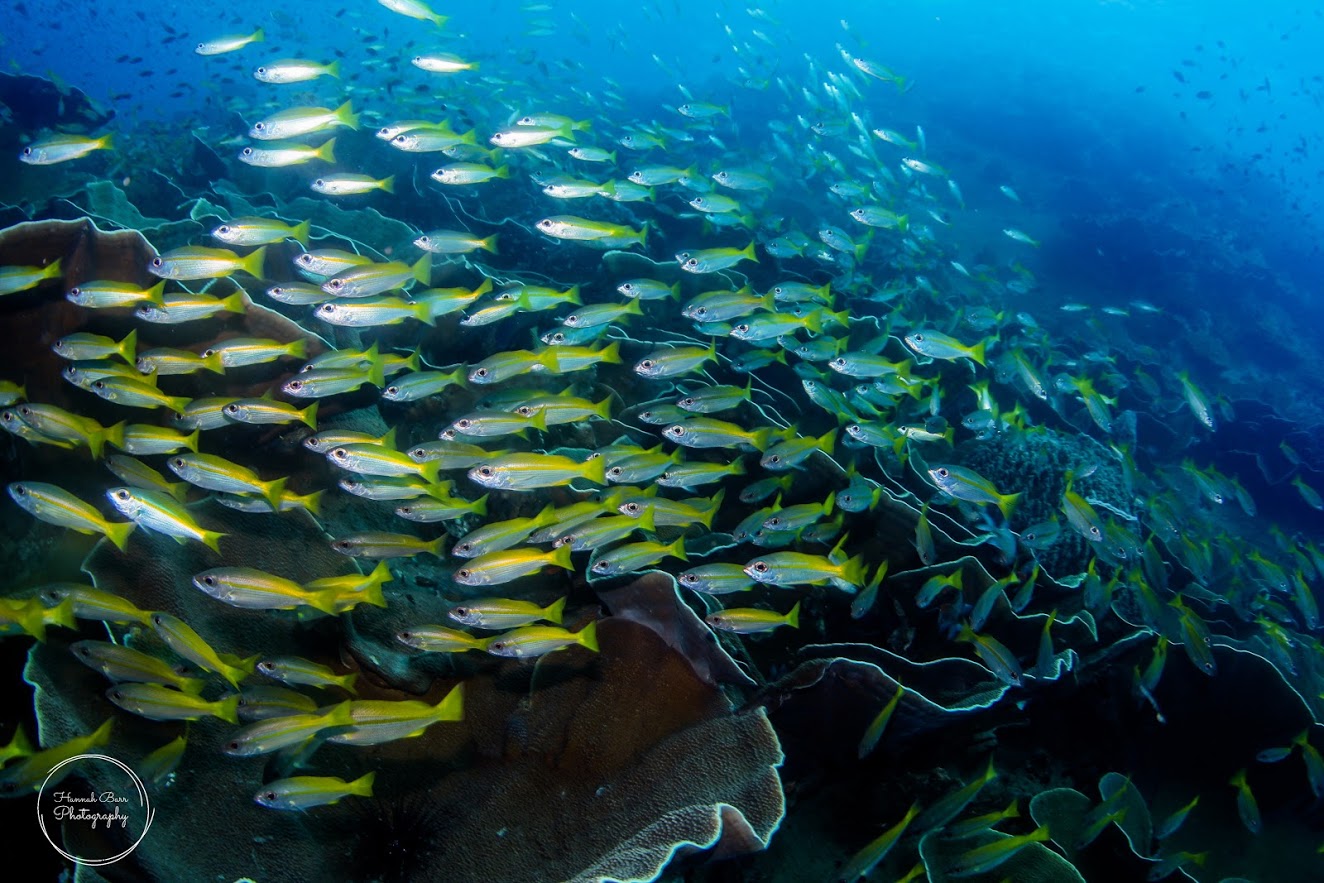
[[41, 583, 152, 625], [19, 133, 113, 165], [311, 174, 395, 196], [858, 683, 905, 759], [213, 218, 312, 247], [945, 825, 1051, 877], [7, 481, 135, 551], [192, 567, 337, 615], [467, 453, 606, 490], [706, 601, 800, 633], [837, 802, 920, 882], [150, 612, 253, 687], [195, 28, 263, 56], [239, 140, 338, 168], [71, 640, 204, 693], [453, 545, 574, 587], [223, 702, 354, 756], [107, 487, 225, 551], [255, 772, 375, 811], [253, 58, 341, 84], [106, 683, 239, 724], [256, 656, 358, 693], [486, 622, 599, 658], [66, 278, 164, 309], [396, 624, 492, 653], [147, 245, 265, 281], [447, 596, 566, 629], [0, 719, 113, 795], [328, 683, 464, 745], [250, 101, 357, 140], [331, 531, 446, 559]]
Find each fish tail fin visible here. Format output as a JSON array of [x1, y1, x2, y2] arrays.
[[183, 428, 201, 453], [251, 27, 265, 43], [481, 234, 499, 254], [544, 596, 567, 625], [119, 328, 138, 365], [786, 601, 802, 629], [670, 536, 688, 563], [241, 245, 267, 279], [583, 455, 607, 485], [418, 459, 441, 485], [351, 771, 376, 797], [263, 476, 288, 511], [287, 338, 308, 360], [201, 529, 226, 554], [325, 60, 342, 79], [301, 400, 319, 430], [999, 492, 1021, 520], [551, 543, 575, 572], [470, 494, 489, 517], [412, 253, 431, 286], [743, 241, 758, 262], [495, 164, 510, 179], [433, 682, 464, 721], [45, 596, 77, 634], [104, 518, 136, 553], [179, 675, 207, 696], [335, 100, 359, 130], [600, 340, 622, 364], [340, 672, 358, 695], [577, 620, 600, 653], [360, 575, 389, 609], [315, 139, 336, 165], [379, 175, 396, 194], [215, 694, 240, 725], [971, 339, 988, 367], [166, 394, 191, 415], [144, 279, 166, 305], [98, 132, 115, 151], [102, 420, 126, 454]]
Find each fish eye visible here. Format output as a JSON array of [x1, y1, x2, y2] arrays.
[[151, 614, 164, 625], [172, 457, 184, 467], [1090, 526, 1102, 537], [753, 562, 769, 573], [227, 740, 240, 751], [457, 570, 471, 580], [22, 147, 32, 156], [479, 466, 493, 476], [475, 369, 487, 377], [680, 398, 695, 407], [538, 219, 552, 228], [224, 404, 239, 413], [288, 380, 303, 391], [685, 259, 698, 268], [218, 225, 230, 234], [69, 287, 81, 296], [914, 333, 925, 342], [695, 308, 707, 317], [333, 541, 351, 551], [491, 642, 505, 652], [937, 467, 949, 477], [607, 467, 623, 478], [12, 485, 25, 496], [93, 381, 105, 389], [116, 489, 129, 500], [767, 455, 780, 464], [332, 449, 347, 459], [257, 661, 274, 672], [735, 324, 749, 333], [256, 67, 266, 74], [254, 122, 266, 131], [151, 257, 164, 267], [680, 573, 697, 584], [456, 419, 471, 429], [625, 503, 640, 514], [386, 386, 399, 395], [328, 279, 343, 290], [201, 575, 215, 586], [262, 791, 277, 802], [314, 179, 325, 187]]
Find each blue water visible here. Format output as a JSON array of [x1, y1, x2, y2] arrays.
[[4, 1, 1324, 881]]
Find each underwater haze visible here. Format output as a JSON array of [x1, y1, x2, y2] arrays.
[[2, 1, 1324, 882]]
